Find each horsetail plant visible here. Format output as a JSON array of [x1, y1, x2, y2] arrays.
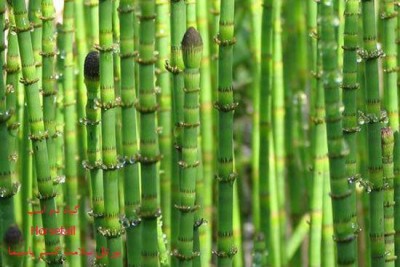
[[11, 0, 63, 264], [361, 0, 386, 264], [62, 2, 82, 265], [186, 0, 197, 28], [174, 26, 203, 266], [28, 0, 42, 88], [156, 0, 172, 242], [215, 0, 238, 265], [83, 51, 107, 267], [119, 0, 142, 264], [320, 0, 357, 265], [137, 0, 161, 265], [168, 1, 186, 265], [196, 0, 214, 264], [98, 0, 124, 263], [382, 127, 396, 264], [394, 131, 400, 266]]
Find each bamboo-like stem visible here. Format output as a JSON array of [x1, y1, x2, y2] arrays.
[[84, 51, 107, 267], [62, 1, 82, 265], [196, 0, 214, 264], [169, 1, 186, 265], [309, 25, 327, 266], [259, 0, 275, 266], [174, 27, 203, 267], [321, 0, 357, 265], [28, 0, 42, 88], [12, 0, 63, 264], [361, 0, 385, 265], [250, 0, 261, 233], [156, 0, 171, 243], [186, 0, 196, 27], [272, 0, 286, 263], [84, 0, 99, 49], [215, 0, 237, 265], [322, 159, 335, 267], [99, 0, 123, 263], [5, 8, 20, 228], [0, 0, 16, 263], [286, 213, 310, 261], [382, 128, 396, 264], [137, 0, 160, 266], [74, 0, 89, 258], [119, 0, 142, 263]]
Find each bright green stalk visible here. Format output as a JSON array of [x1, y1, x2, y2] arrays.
[[156, 0, 171, 242], [233, 182, 243, 267], [309, 42, 328, 267], [32, 166, 45, 267], [196, 0, 213, 264], [210, 0, 220, 93], [99, 0, 123, 264], [174, 27, 203, 267], [0, 0, 16, 264], [62, 2, 81, 265], [342, 0, 360, 247], [272, 0, 286, 263], [74, 0, 89, 259], [41, 0, 58, 224], [394, 132, 400, 267], [119, 0, 142, 263], [137, 0, 160, 266], [113, 0, 122, 163], [28, 0, 42, 88], [259, 0, 273, 265], [5, 10, 20, 226], [381, 0, 398, 131], [286, 214, 310, 261], [361, 0, 385, 265], [322, 160, 335, 267], [382, 128, 396, 264], [84, 0, 99, 48], [186, 0, 196, 27], [169, 1, 186, 265], [250, 0, 261, 233], [321, 0, 357, 266], [12, 0, 63, 264], [215, 0, 237, 265], [84, 51, 107, 266], [252, 234, 267, 267]]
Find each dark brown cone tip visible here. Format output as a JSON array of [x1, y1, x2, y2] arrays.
[[84, 51, 100, 80], [182, 27, 203, 49], [3, 225, 23, 246]]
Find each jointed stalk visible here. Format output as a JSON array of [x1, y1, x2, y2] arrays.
[[321, 0, 357, 265], [62, 2, 81, 265], [137, 0, 160, 265], [28, 0, 42, 88], [382, 128, 396, 264], [84, 51, 107, 266], [361, 0, 385, 264], [119, 0, 142, 264], [156, 0, 171, 242], [99, 0, 123, 264], [215, 0, 237, 265], [169, 1, 186, 265]]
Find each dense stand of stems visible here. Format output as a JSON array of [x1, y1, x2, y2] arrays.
[[321, 0, 357, 266], [361, 0, 385, 265], [119, 0, 142, 264], [137, 0, 160, 266], [12, 0, 63, 265]]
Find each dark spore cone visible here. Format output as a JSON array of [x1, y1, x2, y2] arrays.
[[182, 27, 203, 49], [3, 225, 23, 247], [84, 51, 100, 80]]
